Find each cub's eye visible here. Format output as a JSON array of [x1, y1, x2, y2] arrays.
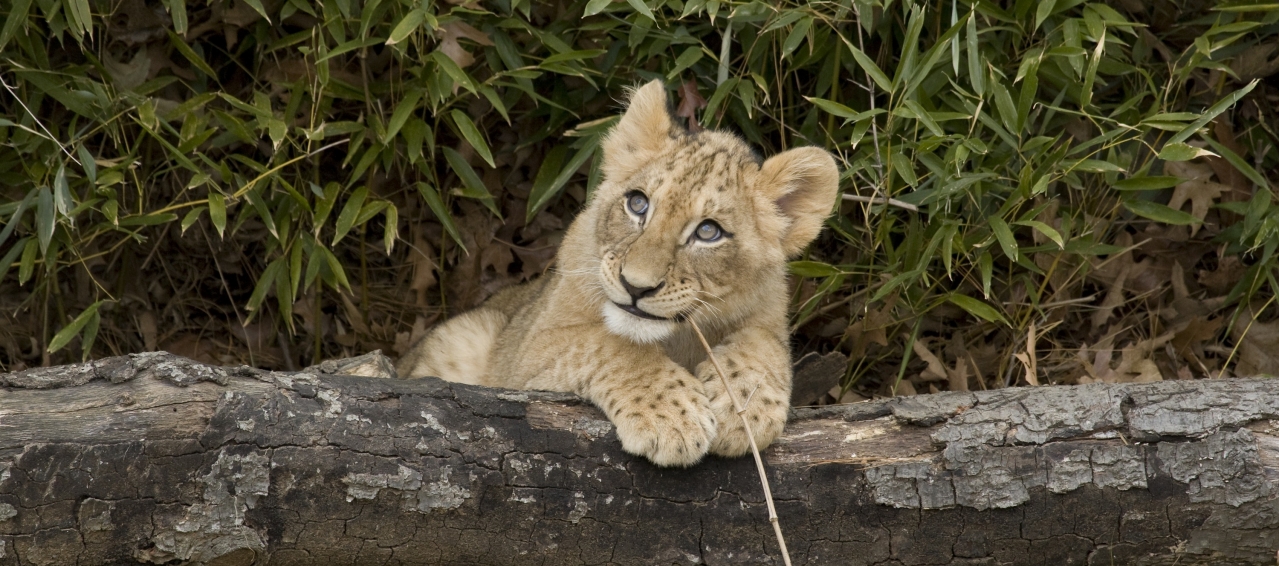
[[626, 191, 649, 216], [694, 220, 723, 242]]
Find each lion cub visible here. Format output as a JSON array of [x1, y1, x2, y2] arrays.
[[398, 80, 838, 467]]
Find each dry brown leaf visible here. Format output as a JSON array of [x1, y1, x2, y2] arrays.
[[136, 311, 158, 351], [892, 379, 917, 396], [676, 79, 707, 132], [845, 297, 894, 358], [1198, 255, 1247, 296], [827, 385, 869, 404], [1168, 180, 1227, 236], [1093, 262, 1131, 330], [162, 334, 221, 365], [438, 21, 493, 69], [1231, 305, 1279, 376], [104, 49, 152, 91], [409, 236, 438, 304], [948, 356, 970, 392], [1230, 41, 1279, 81], [1016, 322, 1040, 386], [911, 340, 948, 381], [1171, 315, 1223, 357], [339, 292, 372, 336], [1094, 331, 1175, 383]]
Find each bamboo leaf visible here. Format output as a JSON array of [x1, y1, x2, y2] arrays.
[[1168, 80, 1258, 145], [449, 109, 495, 168], [1123, 199, 1202, 226], [385, 90, 422, 142], [18, 238, 37, 284], [387, 8, 425, 45], [48, 301, 104, 354], [442, 146, 501, 218], [789, 261, 843, 278], [1158, 142, 1217, 162], [208, 192, 227, 237], [36, 185, 53, 256], [332, 186, 368, 245], [168, 31, 217, 78], [0, 0, 33, 50], [989, 216, 1019, 262], [624, 0, 655, 20], [947, 293, 1009, 325], [847, 45, 892, 93], [181, 207, 205, 234], [1110, 176, 1182, 191], [246, 258, 286, 317], [241, 0, 272, 23], [416, 182, 467, 254]]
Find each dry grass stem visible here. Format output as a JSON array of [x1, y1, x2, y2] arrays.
[[688, 319, 792, 566], [841, 193, 919, 211]]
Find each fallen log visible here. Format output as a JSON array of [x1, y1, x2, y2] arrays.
[[1, 352, 1277, 565]]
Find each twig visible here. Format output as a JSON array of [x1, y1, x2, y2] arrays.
[[841, 193, 919, 211], [0, 71, 81, 165], [688, 320, 792, 566]]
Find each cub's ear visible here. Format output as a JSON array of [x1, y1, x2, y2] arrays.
[[601, 80, 677, 182], [757, 147, 840, 257]]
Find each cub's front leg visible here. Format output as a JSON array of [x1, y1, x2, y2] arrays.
[[523, 331, 718, 467], [695, 326, 793, 458], [586, 360, 718, 467]]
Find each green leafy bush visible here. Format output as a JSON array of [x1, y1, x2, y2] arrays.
[[1, 0, 1277, 391]]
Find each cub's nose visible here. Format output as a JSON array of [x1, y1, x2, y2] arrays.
[[619, 274, 665, 302]]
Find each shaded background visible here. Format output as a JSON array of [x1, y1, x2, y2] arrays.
[[1, 0, 1278, 400]]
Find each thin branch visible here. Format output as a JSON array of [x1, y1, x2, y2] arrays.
[[842, 193, 919, 211], [0, 71, 81, 166], [688, 320, 792, 566]]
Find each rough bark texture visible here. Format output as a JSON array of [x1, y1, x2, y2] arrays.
[[2, 352, 1278, 565]]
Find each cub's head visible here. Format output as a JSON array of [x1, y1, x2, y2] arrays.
[[579, 80, 839, 344]]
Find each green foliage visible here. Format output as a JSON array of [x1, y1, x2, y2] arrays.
[[1, 0, 1278, 387]]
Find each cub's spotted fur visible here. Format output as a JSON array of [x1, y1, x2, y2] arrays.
[[398, 80, 839, 466]]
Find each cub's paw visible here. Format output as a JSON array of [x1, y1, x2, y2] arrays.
[[701, 371, 789, 458], [610, 390, 717, 467]]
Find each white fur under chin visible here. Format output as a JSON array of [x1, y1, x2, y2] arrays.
[[602, 302, 677, 344]]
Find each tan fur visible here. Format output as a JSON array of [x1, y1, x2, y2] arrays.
[[398, 80, 839, 467]]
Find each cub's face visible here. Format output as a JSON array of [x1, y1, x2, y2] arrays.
[[584, 81, 839, 344], [594, 133, 776, 343]]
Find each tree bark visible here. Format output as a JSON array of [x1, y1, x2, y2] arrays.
[[2, 352, 1278, 565]]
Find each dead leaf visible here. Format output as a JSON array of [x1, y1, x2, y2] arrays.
[[1230, 41, 1279, 81], [1093, 330, 1175, 383], [1093, 262, 1131, 330], [104, 49, 152, 91], [1231, 304, 1279, 376], [1015, 322, 1040, 386], [1198, 255, 1247, 296], [409, 235, 438, 304], [892, 379, 917, 396], [827, 385, 869, 404], [162, 333, 220, 365], [676, 79, 707, 132], [136, 311, 158, 351], [911, 340, 947, 381], [339, 292, 372, 336], [845, 295, 895, 358], [437, 21, 493, 69], [1171, 315, 1223, 359], [1168, 180, 1226, 236]]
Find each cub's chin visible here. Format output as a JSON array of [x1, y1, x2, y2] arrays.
[[602, 302, 677, 344]]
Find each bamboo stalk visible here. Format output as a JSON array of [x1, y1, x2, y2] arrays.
[[688, 320, 792, 566]]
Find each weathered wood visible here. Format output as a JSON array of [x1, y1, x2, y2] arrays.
[[2, 352, 1278, 565]]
